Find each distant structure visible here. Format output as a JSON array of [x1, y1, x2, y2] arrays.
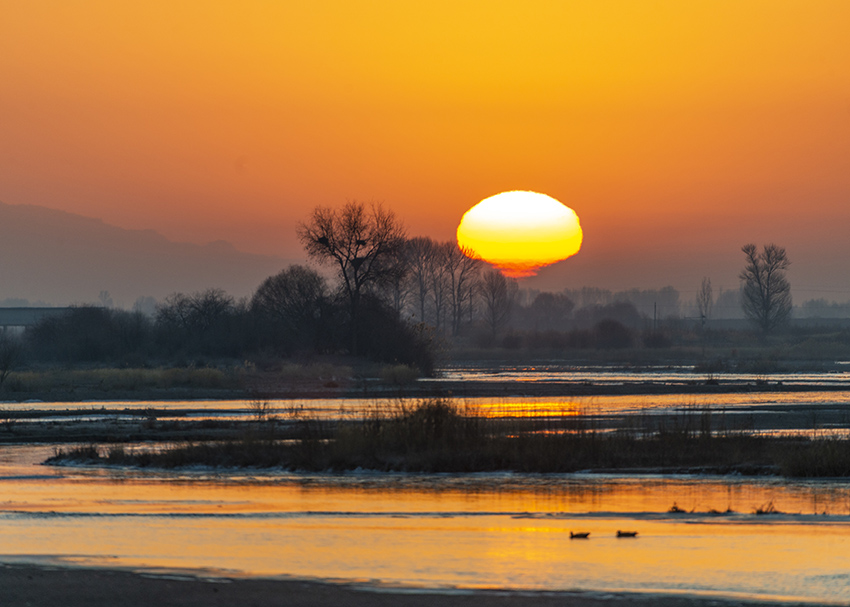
[[0, 307, 71, 329]]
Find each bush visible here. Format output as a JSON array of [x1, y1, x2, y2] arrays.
[[355, 297, 437, 376], [26, 306, 153, 363], [594, 319, 633, 349]]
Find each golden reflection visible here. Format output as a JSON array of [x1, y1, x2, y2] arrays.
[[471, 400, 584, 418], [3, 445, 850, 599]]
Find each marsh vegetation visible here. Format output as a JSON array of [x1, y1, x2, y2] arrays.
[[47, 397, 850, 477]]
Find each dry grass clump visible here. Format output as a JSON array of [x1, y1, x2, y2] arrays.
[[777, 438, 850, 477], [754, 501, 781, 515], [108, 441, 298, 469]]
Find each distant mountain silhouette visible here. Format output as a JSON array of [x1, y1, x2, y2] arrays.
[[0, 201, 292, 307]]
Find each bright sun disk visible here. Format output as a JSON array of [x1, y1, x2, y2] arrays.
[[456, 191, 583, 278]]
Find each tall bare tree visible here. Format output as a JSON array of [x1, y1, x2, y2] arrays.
[[297, 201, 406, 352], [480, 268, 516, 340], [443, 242, 483, 336], [404, 236, 436, 324], [696, 277, 713, 326], [740, 243, 791, 333], [427, 245, 450, 334]]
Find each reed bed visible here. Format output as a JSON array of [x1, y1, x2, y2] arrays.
[[45, 397, 850, 477]]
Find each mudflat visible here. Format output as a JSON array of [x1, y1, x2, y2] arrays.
[[0, 565, 828, 607]]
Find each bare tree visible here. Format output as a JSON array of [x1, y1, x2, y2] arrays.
[[427, 245, 450, 334], [156, 292, 194, 330], [740, 244, 791, 333], [696, 277, 713, 326], [444, 242, 483, 336], [156, 288, 236, 343], [297, 201, 406, 352], [188, 288, 235, 331], [383, 250, 411, 316], [404, 237, 436, 324], [98, 290, 113, 309], [480, 269, 516, 340]]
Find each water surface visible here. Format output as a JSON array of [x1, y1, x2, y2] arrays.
[[2, 445, 850, 603]]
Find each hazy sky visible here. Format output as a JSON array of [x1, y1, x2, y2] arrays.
[[2, 1, 850, 300]]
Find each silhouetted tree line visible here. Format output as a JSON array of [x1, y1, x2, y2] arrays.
[[20, 254, 682, 370], [23, 279, 436, 373], [17, 205, 811, 371]]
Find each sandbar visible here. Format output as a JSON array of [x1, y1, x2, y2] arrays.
[[0, 564, 833, 607]]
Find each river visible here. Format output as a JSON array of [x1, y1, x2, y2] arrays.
[[2, 440, 850, 603]]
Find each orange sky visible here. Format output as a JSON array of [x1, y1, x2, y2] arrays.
[[2, 1, 850, 299]]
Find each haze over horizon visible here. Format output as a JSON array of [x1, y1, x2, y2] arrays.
[[3, 2, 850, 304], [0, 198, 841, 312]]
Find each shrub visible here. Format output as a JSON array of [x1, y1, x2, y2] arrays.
[[594, 319, 633, 349]]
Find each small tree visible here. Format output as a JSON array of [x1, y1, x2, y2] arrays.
[[98, 290, 113, 308], [251, 265, 327, 353], [740, 243, 791, 333], [696, 277, 713, 326]]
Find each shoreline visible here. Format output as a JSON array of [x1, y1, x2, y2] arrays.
[[0, 563, 838, 607], [2, 377, 847, 404]]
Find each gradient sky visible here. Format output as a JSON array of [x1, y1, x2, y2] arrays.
[[3, 1, 850, 300]]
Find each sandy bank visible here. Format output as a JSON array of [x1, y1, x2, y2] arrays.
[[0, 564, 832, 607]]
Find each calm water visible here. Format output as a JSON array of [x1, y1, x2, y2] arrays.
[[432, 364, 850, 388], [2, 444, 850, 602], [6, 390, 850, 436], [3, 369, 850, 601]]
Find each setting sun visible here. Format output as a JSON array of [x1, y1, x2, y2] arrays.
[[456, 191, 583, 278]]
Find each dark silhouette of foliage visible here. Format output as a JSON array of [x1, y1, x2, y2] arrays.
[[354, 296, 436, 376], [27, 306, 153, 363], [250, 265, 328, 354], [574, 301, 642, 330], [642, 329, 671, 348], [0, 332, 23, 387], [526, 292, 575, 331], [594, 319, 633, 349], [155, 289, 248, 357]]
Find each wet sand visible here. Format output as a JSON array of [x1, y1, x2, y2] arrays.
[[0, 564, 831, 607]]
